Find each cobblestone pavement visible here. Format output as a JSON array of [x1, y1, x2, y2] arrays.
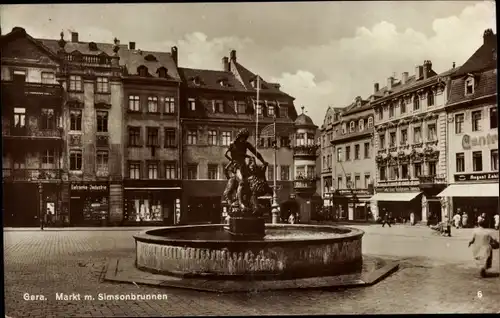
[[4, 227, 500, 317]]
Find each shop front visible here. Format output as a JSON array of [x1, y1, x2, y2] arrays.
[[69, 182, 110, 226], [438, 172, 499, 228], [371, 186, 422, 223], [123, 180, 182, 226], [337, 189, 373, 221]]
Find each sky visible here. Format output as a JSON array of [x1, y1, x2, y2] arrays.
[[0, 1, 496, 125]]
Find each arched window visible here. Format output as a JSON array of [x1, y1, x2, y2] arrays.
[[342, 123, 347, 134], [367, 117, 373, 128], [358, 119, 364, 131], [349, 121, 355, 132]]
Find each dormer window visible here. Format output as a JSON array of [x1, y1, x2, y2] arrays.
[[341, 123, 347, 134], [71, 50, 83, 62], [465, 76, 475, 95], [219, 79, 228, 87], [268, 105, 275, 117], [349, 121, 355, 132], [192, 76, 201, 86], [367, 117, 373, 128], [88, 42, 98, 51], [358, 119, 364, 131], [137, 65, 148, 77], [157, 67, 168, 78], [144, 54, 157, 62]]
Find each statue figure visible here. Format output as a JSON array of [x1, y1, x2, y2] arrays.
[[223, 128, 268, 214]]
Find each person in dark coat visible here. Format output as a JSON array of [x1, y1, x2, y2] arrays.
[[381, 209, 391, 228]]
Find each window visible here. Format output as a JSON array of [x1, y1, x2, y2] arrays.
[[472, 111, 481, 131], [323, 156, 326, 168], [70, 151, 82, 171], [129, 95, 140, 112], [389, 132, 396, 147], [367, 117, 373, 128], [296, 133, 305, 146], [41, 72, 55, 84], [465, 77, 474, 95], [138, 66, 148, 77], [256, 104, 263, 116], [41, 108, 55, 130], [389, 105, 395, 118], [413, 163, 422, 177], [296, 166, 305, 178], [187, 164, 198, 180], [208, 130, 218, 145], [456, 153, 465, 172], [237, 101, 246, 114], [364, 142, 370, 159], [364, 174, 370, 188], [280, 165, 290, 180], [337, 176, 343, 189], [327, 154, 331, 168], [164, 129, 176, 147], [349, 121, 355, 132], [378, 109, 383, 121], [401, 101, 406, 114], [358, 119, 364, 131], [401, 164, 409, 179], [413, 96, 420, 111], [187, 131, 197, 145], [129, 162, 140, 179], [473, 151, 483, 171], [428, 162, 436, 176], [147, 96, 158, 113], [42, 150, 55, 165], [267, 165, 274, 181], [268, 105, 275, 117], [306, 165, 315, 178], [337, 148, 343, 162], [346, 175, 352, 188], [214, 100, 224, 113], [164, 97, 175, 114], [96, 77, 109, 93], [341, 123, 347, 134], [427, 92, 434, 107], [128, 127, 141, 147], [345, 146, 351, 161], [146, 162, 159, 179], [490, 107, 497, 129], [188, 98, 196, 111], [455, 114, 464, 134], [427, 123, 436, 141], [165, 161, 176, 179], [280, 136, 290, 148], [280, 106, 288, 118], [69, 75, 82, 91], [379, 166, 386, 181], [354, 175, 361, 188], [379, 134, 385, 149], [221, 131, 231, 146], [400, 129, 408, 145], [96, 151, 108, 172], [70, 110, 82, 131], [413, 127, 422, 143], [14, 107, 26, 128], [354, 144, 360, 160], [208, 164, 218, 180], [491, 149, 498, 171], [147, 127, 159, 146], [96, 111, 108, 133], [389, 165, 399, 180]]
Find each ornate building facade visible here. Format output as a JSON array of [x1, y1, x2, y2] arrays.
[[319, 107, 342, 207], [371, 61, 457, 223], [438, 29, 498, 228]]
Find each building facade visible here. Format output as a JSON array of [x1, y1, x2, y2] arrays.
[[371, 61, 457, 223], [319, 107, 342, 207], [330, 96, 375, 221], [439, 29, 498, 228]]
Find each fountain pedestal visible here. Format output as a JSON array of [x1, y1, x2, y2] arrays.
[[224, 217, 265, 239]]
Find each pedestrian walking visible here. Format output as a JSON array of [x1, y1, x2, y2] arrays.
[[453, 212, 461, 229], [381, 209, 391, 228], [462, 212, 468, 228], [410, 211, 415, 226], [494, 213, 499, 230], [468, 219, 500, 278]]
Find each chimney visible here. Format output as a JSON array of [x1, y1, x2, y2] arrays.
[[415, 65, 423, 81], [401, 72, 409, 85], [387, 77, 394, 90], [423, 60, 432, 79], [71, 32, 79, 43], [129, 42, 136, 50], [230, 50, 237, 62], [374, 83, 379, 93], [222, 57, 229, 72], [483, 28, 495, 45], [452, 62, 456, 69], [171, 46, 178, 66]]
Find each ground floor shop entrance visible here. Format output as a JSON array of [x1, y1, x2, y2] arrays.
[[370, 191, 422, 223], [3, 182, 39, 227], [69, 182, 109, 226]]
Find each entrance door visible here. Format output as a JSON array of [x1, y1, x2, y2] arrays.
[[70, 198, 84, 226], [428, 201, 442, 225], [3, 183, 39, 227]]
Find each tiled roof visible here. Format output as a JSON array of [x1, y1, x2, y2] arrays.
[[295, 113, 315, 126], [178, 68, 247, 92], [233, 61, 293, 98], [454, 37, 497, 76], [38, 38, 126, 56], [1, 27, 61, 62], [447, 68, 496, 105], [119, 48, 180, 80]]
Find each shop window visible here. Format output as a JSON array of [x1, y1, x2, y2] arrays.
[[208, 164, 218, 180], [491, 149, 498, 171], [96, 77, 109, 93], [187, 130, 197, 145], [129, 95, 140, 112], [379, 166, 386, 181], [70, 110, 82, 131], [364, 142, 370, 159], [490, 107, 497, 129], [472, 111, 481, 131], [456, 153, 465, 172], [221, 131, 231, 146], [147, 162, 159, 179], [472, 151, 483, 171], [455, 114, 464, 134], [96, 111, 108, 133], [280, 165, 289, 180], [128, 162, 141, 179], [14, 107, 26, 128], [208, 130, 218, 145], [188, 98, 196, 111], [165, 161, 177, 179], [41, 108, 55, 130], [164, 97, 175, 114], [128, 197, 163, 222], [164, 128, 176, 147], [82, 196, 109, 223], [413, 163, 422, 177], [187, 164, 198, 180], [69, 75, 82, 91], [345, 146, 351, 161], [147, 96, 159, 113], [70, 151, 82, 171]]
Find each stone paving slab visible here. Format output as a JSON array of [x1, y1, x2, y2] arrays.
[[104, 255, 399, 293]]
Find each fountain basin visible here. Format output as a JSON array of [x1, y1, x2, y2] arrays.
[[134, 224, 364, 279]]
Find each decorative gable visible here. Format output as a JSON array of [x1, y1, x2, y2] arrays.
[[1, 36, 59, 66]]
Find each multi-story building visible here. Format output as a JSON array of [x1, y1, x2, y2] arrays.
[[371, 61, 457, 223], [438, 29, 498, 228], [178, 50, 299, 224], [330, 96, 375, 221], [1, 27, 65, 227], [38, 31, 125, 226], [119, 43, 183, 226]]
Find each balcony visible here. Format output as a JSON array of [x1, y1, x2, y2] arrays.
[[64, 53, 118, 67], [293, 144, 319, 157], [96, 135, 109, 147], [418, 174, 446, 189], [3, 168, 62, 182]]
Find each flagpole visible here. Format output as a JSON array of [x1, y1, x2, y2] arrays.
[[255, 76, 260, 150]]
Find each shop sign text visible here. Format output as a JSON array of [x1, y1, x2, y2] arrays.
[[71, 184, 108, 192], [462, 133, 497, 150], [454, 172, 499, 182]]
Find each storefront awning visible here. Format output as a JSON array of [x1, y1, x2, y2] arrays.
[[370, 192, 421, 202], [437, 183, 499, 198]]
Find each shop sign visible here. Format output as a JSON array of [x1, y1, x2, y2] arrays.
[[71, 183, 108, 192], [376, 186, 420, 193], [462, 133, 497, 150], [454, 172, 499, 182], [337, 189, 371, 196]]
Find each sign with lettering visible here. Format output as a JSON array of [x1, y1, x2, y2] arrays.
[[454, 172, 499, 182], [375, 186, 420, 193], [337, 189, 371, 196], [70, 183, 109, 192], [462, 133, 498, 150]]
